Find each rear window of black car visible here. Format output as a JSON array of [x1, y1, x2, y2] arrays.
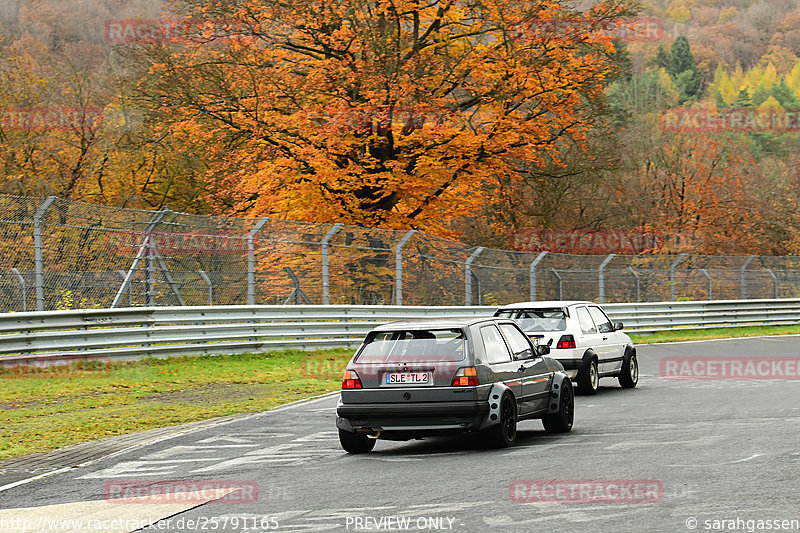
[[355, 329, 467, 363]]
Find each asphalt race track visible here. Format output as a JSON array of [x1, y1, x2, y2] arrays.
[[1, 336, 799, 533]]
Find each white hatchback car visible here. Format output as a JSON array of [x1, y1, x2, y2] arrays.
[[493, 301, 638, 394]]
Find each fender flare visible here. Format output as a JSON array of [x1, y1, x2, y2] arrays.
[[576, 349, 597, 380], [479, 382, 514, 430], [622, 344, 636, 365], [623, 345, 636, 364], [547, 372, 572, 414]]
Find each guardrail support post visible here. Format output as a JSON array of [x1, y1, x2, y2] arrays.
[[145, 208, 171, 306], [465, 247, 486, 306], [764, 268, 778, 299], [33, 196, 57, 311], [627, 267, 641, 302], [321, 223, 343, 305], [394, 230, 416, 305], [741, 255, 756, 299], [199, 270, 213, 305], [551, 269, 563, 300], [529, 251, 548, 301], [699, 268, 712, 300], [669, 253, 688, 301], [598, 253, 616, 304], [247, 217, 270, 305], [283, 267, 311, 304], [113, 208, 169, 308], [11, 268, 27, 312]]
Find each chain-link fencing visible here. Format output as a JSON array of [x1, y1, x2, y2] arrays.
[[0, 195, 799, 312]]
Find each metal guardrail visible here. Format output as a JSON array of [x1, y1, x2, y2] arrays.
[[1, 299, 799, 366]]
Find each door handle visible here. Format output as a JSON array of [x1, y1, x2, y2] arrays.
[[602, 337, 608, 341], [518, 365, 527, 372]]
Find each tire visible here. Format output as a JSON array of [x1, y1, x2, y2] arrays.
[[576, 358, 598, 395], [484, 393, 517, 448], [339, 429, 376, 453], [618, 352, 639, 389], [542, 378, 574, 433]]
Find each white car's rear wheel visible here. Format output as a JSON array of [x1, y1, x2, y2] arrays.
[[576, 358, 598, 395]]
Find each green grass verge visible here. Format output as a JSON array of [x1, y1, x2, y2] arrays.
[[3, 322, 800, 461], [0, 348, 353, 461], [629, 323, 800, 344]]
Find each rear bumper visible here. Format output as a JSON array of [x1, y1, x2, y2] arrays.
[[337, 401, 488, 418], [337, 401, 489, 434]]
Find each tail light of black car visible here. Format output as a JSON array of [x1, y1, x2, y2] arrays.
[[451, 367, 479, 386], [342, 370, 363, 389]]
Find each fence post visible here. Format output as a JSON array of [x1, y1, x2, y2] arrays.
[[321, 223, 343, 305], [699, 268, 712, 300], [764, 268, 778, 299], [471, 271, 483, 305], [551, 269, 563, 300], [199, 270, 213, 305], [598, 253, 616, 304], [247, 217, 270, 305], [117, 270, 132, 307], [465, 247, 486, 306], [627, 266, 640, 302], [669, 253, 688, 301], [11, 268, 26, 312], [529, 251, 548, 301], [395, 230, 416, 305], [740, 255, 756, 299], [33, 196, 57, 311]]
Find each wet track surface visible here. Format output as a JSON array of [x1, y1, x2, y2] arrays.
[[1, 336, 799, 532]]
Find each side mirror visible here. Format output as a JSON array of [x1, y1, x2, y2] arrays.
[[614, 322, 624, 331], [535, 344, 550, 357]]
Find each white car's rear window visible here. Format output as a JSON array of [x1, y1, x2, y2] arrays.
[[355, 329, 466, 363], [496, 308, 567, 332]]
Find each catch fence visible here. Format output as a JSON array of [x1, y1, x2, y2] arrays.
[[0, 195, 798, 311]]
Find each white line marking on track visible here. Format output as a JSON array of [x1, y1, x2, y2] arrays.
[[0, 488, 239, 532], [667, 453, 766, 467], [0, 392, 341, 493], [0, 467, 73, 493]]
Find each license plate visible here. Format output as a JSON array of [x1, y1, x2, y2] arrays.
[[385, 372, 431, 385]]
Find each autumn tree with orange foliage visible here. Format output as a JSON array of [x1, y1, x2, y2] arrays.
[[628, 132, 768, 254], [136, 0, 636, 234]]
